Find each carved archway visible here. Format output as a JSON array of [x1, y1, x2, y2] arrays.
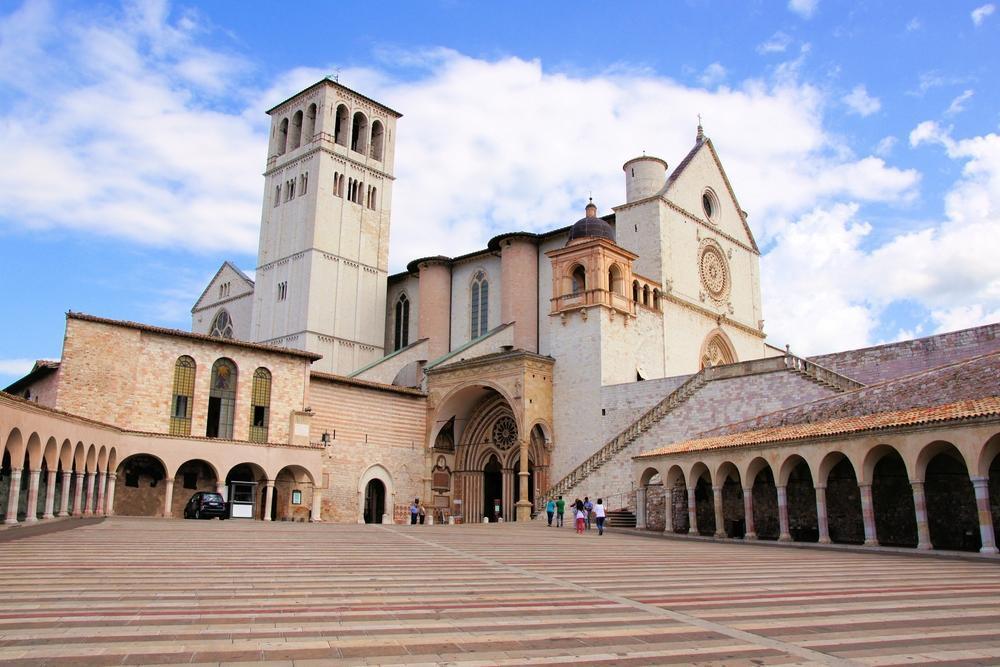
[[700, 329, 737, 369]]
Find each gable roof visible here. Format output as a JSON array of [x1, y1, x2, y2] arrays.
[[191, 261, 255, 313], [661, 135, 760, 253], [3, 360, 60, 395]]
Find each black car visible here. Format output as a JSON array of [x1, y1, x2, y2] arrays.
[[183, 492, 228, 519]]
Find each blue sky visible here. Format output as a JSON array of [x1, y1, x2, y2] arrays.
[[1, 0, 999, 385]]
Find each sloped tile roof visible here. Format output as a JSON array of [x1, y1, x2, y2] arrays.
[[636, 396, 1000, 458]]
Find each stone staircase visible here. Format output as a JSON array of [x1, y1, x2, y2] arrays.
[[538, 354, 864, 510], [605, 509, 637, 529]]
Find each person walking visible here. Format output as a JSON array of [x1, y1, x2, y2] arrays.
[[594, 498, 607, 536], [418, 501, 426, 525], [555, 496, 565, 527], [583, 497, 593, 531], [574, 498, 586, 534], [545, 498, 556, 526], [410, 499, 419, 525]]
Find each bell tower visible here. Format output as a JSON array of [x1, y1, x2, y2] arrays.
[[251, 79, 401, 375]]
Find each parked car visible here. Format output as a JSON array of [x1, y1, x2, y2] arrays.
[[183, 491, 228, 519]]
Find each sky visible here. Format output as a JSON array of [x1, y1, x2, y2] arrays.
[[1, 0, 999, 386]]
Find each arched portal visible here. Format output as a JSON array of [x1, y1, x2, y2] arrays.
[[226, 463, 267, 520], [821, 453, 864, 544], [483, 455, 502, 522], [749, 460, 779, 540], [172, 459, 219, 518], [869, 447, 917, 547], [364, 478, 385, 524], [922, 443, 979, 551], [114, 454, 167, 517]]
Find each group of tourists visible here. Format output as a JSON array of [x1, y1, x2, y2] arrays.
[[409, 498, 426, 524], [545, 495, 606, 535]]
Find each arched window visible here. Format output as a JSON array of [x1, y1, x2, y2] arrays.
[[394, 294, 410, 351], [169, 356, 195, 436], [249, 367, 271, 443], [304, 103, 317, 144], [471, 270, 489, 339], [290, 110, 303, 150], [351, 111, 368, 153], [653, 289, 661, 310], [334, 104, 349, 146], [277, 117, 288, 155], [571, 265, 587, 294], [370, 186, 377, 209], [632, 280, 640, 301], [642, 284, 650, 306], [608, 264, 622, 295], [206, 358, 237, 439], [209, 309, 234, 338], [370, 120, 385, 160]]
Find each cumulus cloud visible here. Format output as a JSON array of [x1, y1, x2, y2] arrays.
[[757, 31, 792, 54], [788, 0, 818, 19], [906, 17, 922, 32], [945, 89, 974, 116], [843, 84, 881, 116], [698, 62, 727, 87], [874, 135, 897, 156], [972, 3, 995, 25]]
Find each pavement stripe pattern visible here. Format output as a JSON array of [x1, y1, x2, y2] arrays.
[[0, 518, 998, 665]]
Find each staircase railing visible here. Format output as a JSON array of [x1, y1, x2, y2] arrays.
[[783, 354, 864, 392]]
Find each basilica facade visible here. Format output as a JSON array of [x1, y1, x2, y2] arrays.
[[3, 78, 999, 555]]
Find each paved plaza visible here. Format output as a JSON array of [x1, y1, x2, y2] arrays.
[[1, 520, 1000, 666]]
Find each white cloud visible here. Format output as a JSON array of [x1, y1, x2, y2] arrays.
[[874, 135, 897, 157], [843, 84, 881, 116], [757, 31, 792, 54], [945, 89, 974, 116], [0, 358, 35, 377], [972, 3, 995, 25], [788, 0, 818, 19], [698, 62, 727, 87], [766, 125, 1000, 354], [906, 17, 922, 32]]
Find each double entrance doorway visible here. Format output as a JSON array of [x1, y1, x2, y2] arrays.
[[481, 454, 534, 522]]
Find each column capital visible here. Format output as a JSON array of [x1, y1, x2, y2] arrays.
[[909, 479, 925, 488], [970, 475, 989, 486]]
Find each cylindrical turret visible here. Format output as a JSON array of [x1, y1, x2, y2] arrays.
[[623, 156, 668, 203], [415, 258, 452, 361], [499, 235, 539, 353]]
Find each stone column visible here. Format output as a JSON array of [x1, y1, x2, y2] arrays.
[[264, 480, 275, 521], [815, 485, 831, 544], [859, 482, 878, 546], [663, 487, 673, 534], [311, 488, 322, 522], [72, 472, 85, 517], [635, 487, 646, 529], [516, 440, 532, 523], [24, 469, 41, 524], [162, 477, 174, 518], [58, 471, 72, 517], [501, 468, 514, 521], [4, 468, 21, 524], [687, 487, 698, 535], [95, 473, 108, 517], [82, 472, 97, 516], [43, 470, 57, 519], [712, 486, 726, 538], [911, 480, 932, 550], [776, 485, 792, 542], [971, 477, 998, 554], [743, 489, 756, 540], [105, 473, 117, 516]]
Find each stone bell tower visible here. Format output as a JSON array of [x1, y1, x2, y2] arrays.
[[251, 78, 402, 375]]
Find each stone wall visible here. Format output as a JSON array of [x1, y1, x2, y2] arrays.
[[810, 323, 1000, 385], [601, 375, 689, 440]]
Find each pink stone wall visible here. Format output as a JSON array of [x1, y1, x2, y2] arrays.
[[417, 262, 452, 361], [500, 238, 538, 352]]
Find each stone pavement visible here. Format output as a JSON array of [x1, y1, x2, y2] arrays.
[[1, 519, 1000, 666]]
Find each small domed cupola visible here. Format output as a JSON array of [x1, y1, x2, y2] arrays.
[[567, 199, 615, 244]]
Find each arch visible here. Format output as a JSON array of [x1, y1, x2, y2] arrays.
[[58, 439, 73, 470], [715, 461, 744, 538], [608, 264, 623, 296], [226, 462, 268, 520], [290, 109, 303, 150], [334, 104, 349, 146], [642, 284, 650, 306], [72, 441, 86, 471], [114, 453, 168, 517], [85, 444, 97, 472], [277, 117, 288, 155], [571, 264, 587, 295], [394, 293, 410, 351], [370, 119, 384, 160], [169, 355, 196, 436], [782, 455, 818, 542], [700, 328, 737, 369], [862, 443, 912, 483], [274, 464, 315, 521], [351, 111, 368, 153], [689, 463, 715, 536], [4, 428, 25, 466], [304, 103, 317, 144], [249, 367, 272, 443], [639, 466, 661, 487], [209, 309, 234, 339], [207, 358, 238, 439], [820, 452, 865, 544], [920, 441, 980, 551], [364, 478, 386, 523], [43, 437, 58, 469], [173, 458, 220, 518], [653, 289, 661, 310], [25, 432, 42, 471], [866, 445, 917, 547], [745, 457, 778, 540], [662, 464, 688, 534], [97, 446, 108, 473], [470, 270, 489, 339], [632, 280, 640, 302]]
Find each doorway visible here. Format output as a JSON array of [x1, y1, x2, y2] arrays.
[[483, 455, 502, 522], [364, 478, 385, 524]]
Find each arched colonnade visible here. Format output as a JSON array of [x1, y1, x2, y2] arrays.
[[634, 424, 1000, 554]]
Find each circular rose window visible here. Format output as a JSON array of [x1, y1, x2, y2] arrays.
[[699, 243, 731, 300], [492, 416, 518, 450]]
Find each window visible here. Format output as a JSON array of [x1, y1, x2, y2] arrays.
[[249, 367, 271, 443], [632, 280, 640, 302], [333, 172, 341, 197], [608, 265, 622, 295], [277, 281, 287, 301], [334, 104, 349, 146], [653, 289, 661, 310], [277, 117, 288, 155], [290, 110, 303, 150], [368, 186, 377, 210], [218, 282, 230, 299], [351, 111, 368, 153], [394, 294, 410, 351], [300, 172, 308, 195], [206, 358, 237, 439], [370, 120, 384, 161], [291, 489, 302, 505], [169, 356, 195, 436], [642, 284, 650, 306], [209, 309, 234, 338], [702, 188, 719, 222], [304, 103, 317, 144], [274, 184, 280, 207], [571, 265, 587, 294], [470, 270, 489, 339], [287, 178, 296, 200]]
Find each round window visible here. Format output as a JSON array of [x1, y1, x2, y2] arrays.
[[702, 190, 718, 221]]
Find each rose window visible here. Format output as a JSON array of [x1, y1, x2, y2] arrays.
[[492, 416, 518, 450]]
